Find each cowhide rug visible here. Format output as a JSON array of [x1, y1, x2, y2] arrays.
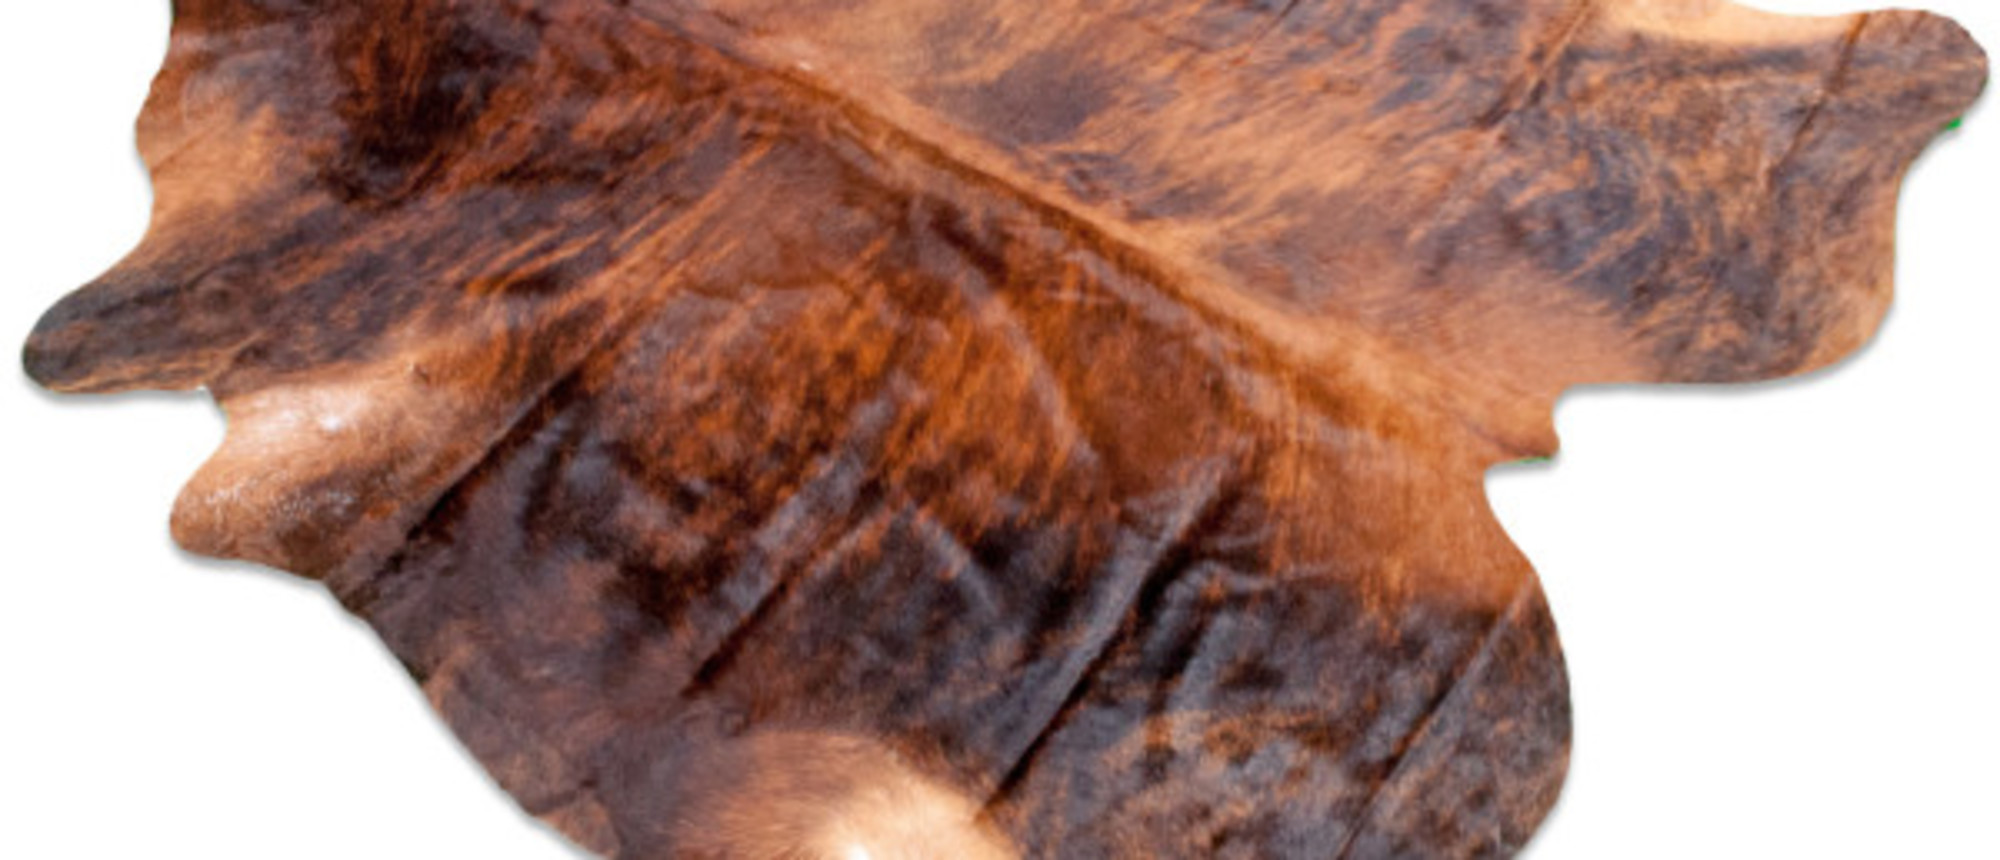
[[23, 0, 1985, 857]]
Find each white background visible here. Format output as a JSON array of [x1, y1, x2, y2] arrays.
[[1, 2, 1993, 857]]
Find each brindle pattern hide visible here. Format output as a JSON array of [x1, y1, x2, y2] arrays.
[[21, 0, 1984, 857]]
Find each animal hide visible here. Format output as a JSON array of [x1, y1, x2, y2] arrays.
[[21, 0, 1986, 857]]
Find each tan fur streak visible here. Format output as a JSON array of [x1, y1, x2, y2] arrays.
[[672, 734, 1015, 860]]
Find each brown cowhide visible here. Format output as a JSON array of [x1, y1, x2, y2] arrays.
[[20, 0, 1986, 857]]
